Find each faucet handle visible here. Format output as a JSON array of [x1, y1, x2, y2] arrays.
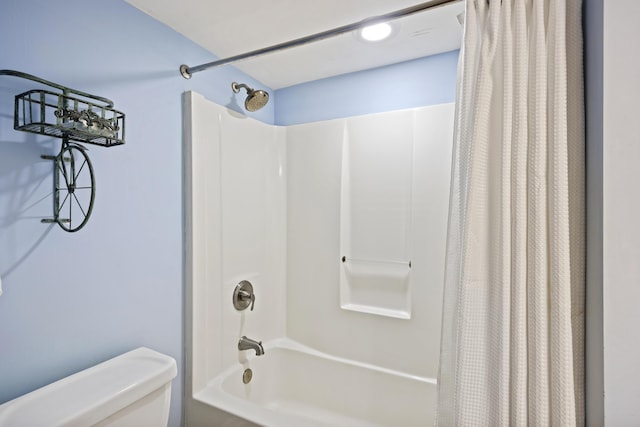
[[238, 290, 255, 311], [233, 280, 255, 311]]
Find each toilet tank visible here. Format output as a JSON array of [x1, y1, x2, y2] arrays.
[[0, 347, 177, 427]]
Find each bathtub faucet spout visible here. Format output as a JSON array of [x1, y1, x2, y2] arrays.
[[238, 336, 265, 356]]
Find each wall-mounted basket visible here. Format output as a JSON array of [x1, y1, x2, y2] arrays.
[[1, 69, 125, 232], [14, 89, 125, 147]]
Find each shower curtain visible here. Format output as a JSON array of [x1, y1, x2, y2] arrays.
[[437, 0, 584, 426]]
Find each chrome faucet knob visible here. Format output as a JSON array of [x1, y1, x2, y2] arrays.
[[237, 290, 255, 311], [233, 280, 255, 311]]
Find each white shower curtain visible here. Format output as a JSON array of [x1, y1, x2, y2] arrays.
[[437, 0, 584, 426]]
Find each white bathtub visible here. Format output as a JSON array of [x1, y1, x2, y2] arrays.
[[194, 338, 437, 427]]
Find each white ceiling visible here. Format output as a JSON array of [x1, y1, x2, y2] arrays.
[[125, 0, 464, 89]]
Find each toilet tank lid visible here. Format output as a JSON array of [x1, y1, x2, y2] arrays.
[[0, 347, 177, 427]]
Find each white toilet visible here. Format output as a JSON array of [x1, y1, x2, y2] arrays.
[[0, 347, 177, 427]]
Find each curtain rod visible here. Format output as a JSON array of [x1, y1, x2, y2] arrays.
[[180, 0, 460, 79]]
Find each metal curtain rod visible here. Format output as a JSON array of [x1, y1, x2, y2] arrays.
[[180, 0, 460, 79]]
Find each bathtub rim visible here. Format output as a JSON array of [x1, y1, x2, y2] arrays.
[[193, 337, 437, 427]]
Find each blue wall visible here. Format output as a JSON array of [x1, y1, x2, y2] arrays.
[[0, 2, 458, 426], [0, 1, 272, 426], [275, 50, 459, 125]]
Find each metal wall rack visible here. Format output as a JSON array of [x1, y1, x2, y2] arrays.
[[0, 69, 125, 232]]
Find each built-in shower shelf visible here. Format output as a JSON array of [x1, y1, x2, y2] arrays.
[[14, 89, 125, 147], [340, 256, 412, 320]]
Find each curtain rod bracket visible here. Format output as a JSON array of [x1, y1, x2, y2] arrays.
[[180, 64, 192, 79]]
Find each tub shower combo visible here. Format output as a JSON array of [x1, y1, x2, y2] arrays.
[[184, 89, 454, 426], [182, 1, 460, 426]]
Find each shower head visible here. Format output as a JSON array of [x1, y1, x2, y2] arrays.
[[231, 82, 269, 112]]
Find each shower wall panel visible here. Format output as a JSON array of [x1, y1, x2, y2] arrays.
[[340, 111, 414, 319], [286, 104, 454, 378], [185, 92, 287, 395]]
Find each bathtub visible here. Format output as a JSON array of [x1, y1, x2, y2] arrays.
[[194, 338, 437, 427]]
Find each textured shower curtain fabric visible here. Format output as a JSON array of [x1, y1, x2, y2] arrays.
[[436, 0, 584, 426]]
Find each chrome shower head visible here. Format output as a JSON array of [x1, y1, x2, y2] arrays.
[[231, 82, 269, 112]]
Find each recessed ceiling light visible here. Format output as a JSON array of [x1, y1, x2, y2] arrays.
[[359, 22, 393, 42]]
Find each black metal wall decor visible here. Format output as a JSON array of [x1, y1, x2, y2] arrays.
[[0, 69, 125, 232]]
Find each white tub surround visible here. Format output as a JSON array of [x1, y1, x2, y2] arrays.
[[184, 91, 454, 426]]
